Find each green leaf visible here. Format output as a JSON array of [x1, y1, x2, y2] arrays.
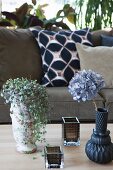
[[32, 0, 36, 6], [56, 10, 64, 18]]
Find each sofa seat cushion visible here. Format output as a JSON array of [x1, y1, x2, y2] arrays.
[[0, 97, 11, 123], [47, 87, 73, 102], [0, 86, 104, 123], [0, 27, 42, 88], [99, 88, 113, 102], [46, 87, 104, 122], [31, 28, 92, 87], [47, 87, 103, 102], [76, 43, 113, 88]]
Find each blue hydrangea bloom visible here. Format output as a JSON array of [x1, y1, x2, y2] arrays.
[[68, 70, 105, 102]]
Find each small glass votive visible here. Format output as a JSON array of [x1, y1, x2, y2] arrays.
[[44, 146, 64, 169], [62, 117, 80, 146]]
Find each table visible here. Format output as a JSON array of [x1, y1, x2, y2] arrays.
[[0, 124, 113, 170]]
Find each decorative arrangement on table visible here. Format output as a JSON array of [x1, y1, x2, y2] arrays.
[[68, 69, 113, 164], [1, 78, 48, 154]]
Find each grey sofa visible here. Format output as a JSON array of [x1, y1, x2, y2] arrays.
[[0, 27, 113, 123]]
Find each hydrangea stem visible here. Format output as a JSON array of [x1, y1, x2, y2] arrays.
[[92, 100, 97, 111]]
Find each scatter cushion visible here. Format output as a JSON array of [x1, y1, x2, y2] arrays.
[[76, 43, 113, 87], [101, 35, 113, 46], [91, 28, 113, 46], [31, 28, 92, 86]]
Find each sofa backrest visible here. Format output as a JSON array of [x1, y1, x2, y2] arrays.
[[0, 27, 43, 88], [91, 28, 113, 46], [0, 26, 112, 89]]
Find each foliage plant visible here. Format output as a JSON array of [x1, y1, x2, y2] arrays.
[[68, 69, 105, 110], [85, 0, 113, 30], [1, 77, 48, 142], [1, 0, 112, 30], [0, 0, 77, 30], [72, 0, 113, 30]]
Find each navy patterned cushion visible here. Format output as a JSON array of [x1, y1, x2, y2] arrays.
[[31, 28, 92, 86]]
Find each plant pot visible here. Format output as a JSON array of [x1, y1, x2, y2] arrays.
[[85, 108, 113, 164], [10, 103, 37, 154]]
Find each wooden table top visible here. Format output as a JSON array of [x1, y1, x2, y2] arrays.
[[0, 124, 113, 170]]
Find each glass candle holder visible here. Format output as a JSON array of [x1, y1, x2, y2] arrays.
[[62, 117, 80, 146], [44, 146, 64, 169]]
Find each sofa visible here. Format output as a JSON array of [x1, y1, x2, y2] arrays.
[[0, 26, 113, 124]]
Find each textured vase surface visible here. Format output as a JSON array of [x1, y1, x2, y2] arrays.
[[85, 107, 113, 164], [10, 103, 37, 153]]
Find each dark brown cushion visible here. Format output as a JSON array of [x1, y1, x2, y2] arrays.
[[0, 27, 42, 88]]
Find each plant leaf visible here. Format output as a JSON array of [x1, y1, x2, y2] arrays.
[[45, 20, 70, 30], [39, 4, 49, 8], [56, 9, 64, 18], [27, 5, 34, 15], [15, 3, 29, 26], [35, 4, 48, 20], [32, 0, 36, 6], [67, 12, 76, 24], [27, 15, 43, 28], [63, 4, 75, 16], [0, 20, 13, 26], [2, 11, 19, 23]]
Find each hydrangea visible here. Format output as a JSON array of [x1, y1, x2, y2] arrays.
[[68, 69, 105, 102]]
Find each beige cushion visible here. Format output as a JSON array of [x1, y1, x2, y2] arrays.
[[76, 43, 113, 87]]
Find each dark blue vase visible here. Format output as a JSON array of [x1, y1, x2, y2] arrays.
[[85, 108, 113, 164]]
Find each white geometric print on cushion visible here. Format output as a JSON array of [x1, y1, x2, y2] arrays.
[[31, 28, 93, 86]]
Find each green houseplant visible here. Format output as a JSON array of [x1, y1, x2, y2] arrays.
[[0, 1, 74, 30], [72, 0, 113, 30], [1, 78, 48, 153], [1, 0, 113, 30], [85, 0, 113, 30]]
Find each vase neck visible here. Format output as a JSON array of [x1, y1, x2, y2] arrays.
[[95, 107, 108, 134]]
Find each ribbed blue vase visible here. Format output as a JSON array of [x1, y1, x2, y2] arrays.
[[85, 108, 113, 164]]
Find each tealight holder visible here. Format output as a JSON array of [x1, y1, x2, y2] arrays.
[[62, 117, 80, 146], [44, 146, 64, 169]]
